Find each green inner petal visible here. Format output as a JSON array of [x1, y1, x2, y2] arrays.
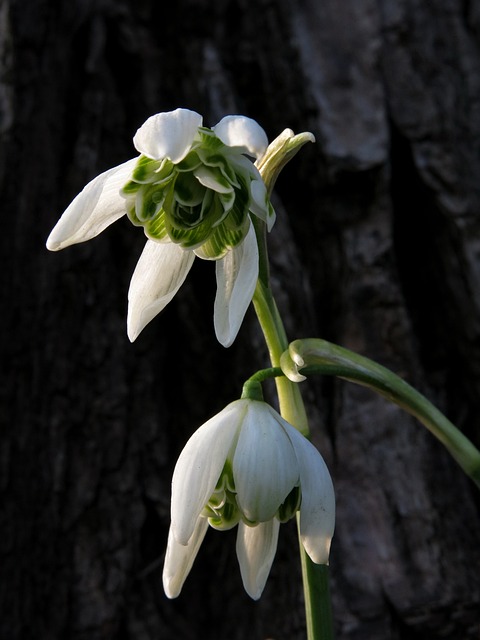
[[174, 172, 206, 208], [277, 485, 301, 523], [122, 180, 141, 197], [125, 195, 142, 226], [176, 150, 202, 173], [135, 184, 167, 222], [194, 165, 234, 194], [195, 218, 248, 260], [132, 155, 163, 184], [208, 501, 241, 531], [144, 210, 169, 241], [197, 148, 240, 189]]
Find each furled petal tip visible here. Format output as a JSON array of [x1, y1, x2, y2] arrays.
[[133, 108, 203, 164], [213, 115, 268, 160]]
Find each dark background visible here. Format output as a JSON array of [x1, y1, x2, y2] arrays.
[[1, 0, 480, 638]]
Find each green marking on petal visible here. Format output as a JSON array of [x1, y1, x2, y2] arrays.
[[135, 184, 166, 222], [208, 508, 241, 531], [176, 150, 202, 173], [197, 148, 240, 189], [277, 485, 301, 523], [218, 189, 235, 217], [194, 164, 234, 194], [132, 155, 163, 184], [195, 219, 248, 260], [174, 171, 206, 208], [122, 180, 141, 196], [125, 194, 142, 226], [145, 210, 169, 241]]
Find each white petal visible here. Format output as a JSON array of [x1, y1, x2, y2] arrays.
[[213, 115, 268, 160], [233, 401, 299, 522], [127, 239, 195, 341], [236, 519, 280, 600], [46, 157, 138, 251], [282, 424, 335, 564], [214, 223, 258, 348], [171, 401, 246, 545], [249, 179, 276, 232], [133, 108, 202, 163], [162, 517, 209, 598]]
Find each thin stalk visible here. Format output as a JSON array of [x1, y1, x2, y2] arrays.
[[251, 217, 334, 640]]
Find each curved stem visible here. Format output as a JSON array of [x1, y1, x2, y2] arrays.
[[283, 342, 480, 489]]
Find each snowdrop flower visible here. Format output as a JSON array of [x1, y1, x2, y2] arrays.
[[163, 399, 335, 600], [46, 108, 275, 347]]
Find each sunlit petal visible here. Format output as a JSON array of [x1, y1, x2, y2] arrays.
[[214, 223, 258, 348], [236, 519, 280, 600], [283, 423, 335, 564], [46, 157, 138, 251], [162, 517, 209, 598], [213, 115, 268, 160], [171, 401, 246, 544], [133, 108, 202, 163], [233, 402, 299, 522], [127, 239, 195, 341]]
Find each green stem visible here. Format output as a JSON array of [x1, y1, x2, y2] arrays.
[[297, 527, 334, 640], [282, 342, 480, 489], [251, 218, 334, 640]]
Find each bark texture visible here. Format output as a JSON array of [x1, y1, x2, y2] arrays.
[[1, 0, 480, 639]]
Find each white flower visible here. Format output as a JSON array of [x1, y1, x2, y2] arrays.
[[46, 108, 275, 347], [163, 399, 335, 600]]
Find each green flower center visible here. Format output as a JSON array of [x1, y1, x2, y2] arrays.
[[202, 461, 302, 531], [121, 129, 259, 260]]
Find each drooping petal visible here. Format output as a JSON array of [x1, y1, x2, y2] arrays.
[[282, 423, 335, 564], [46, 157, 138, 251], [171, 401, 246, 545], [213, 115, 269, 160], [133, 108, 202, 164], [127, 239, 195, 341], [162, 517, 209, 598], [236, 518, 280, 600], [213, 223, 258, 347], [233, 401, 299, 522]]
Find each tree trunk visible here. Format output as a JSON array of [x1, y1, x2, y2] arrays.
[[1, 0, 479, 639]]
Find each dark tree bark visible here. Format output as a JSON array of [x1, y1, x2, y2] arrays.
[[1, 1, 480, 639]]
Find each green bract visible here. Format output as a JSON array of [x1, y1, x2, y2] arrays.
[[122, 128, 273, 260]]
